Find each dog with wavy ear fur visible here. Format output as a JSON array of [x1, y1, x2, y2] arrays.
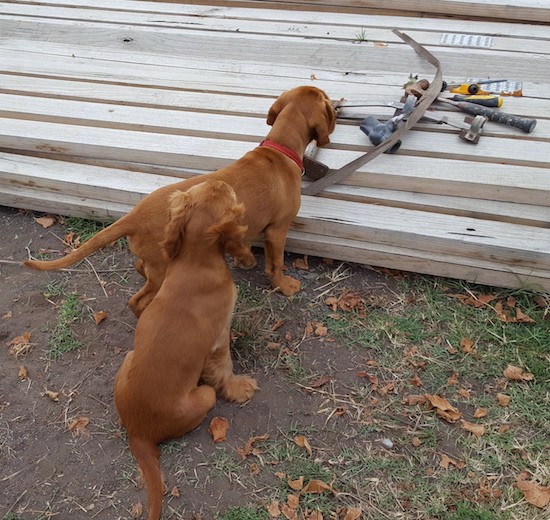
[[25, 86, 337, 317], [114, 179, 258, 520]]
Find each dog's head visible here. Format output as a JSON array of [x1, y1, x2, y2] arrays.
[[163, 180, 248, 261], [266, 86, 336, 147]]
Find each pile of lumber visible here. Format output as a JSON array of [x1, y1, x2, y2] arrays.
[[0, 0, 549, 291]]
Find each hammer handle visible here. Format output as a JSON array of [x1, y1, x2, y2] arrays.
[[439, 97, 536, 133]]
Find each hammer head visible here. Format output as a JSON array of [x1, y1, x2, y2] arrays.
[[459, 114, 486, 144]]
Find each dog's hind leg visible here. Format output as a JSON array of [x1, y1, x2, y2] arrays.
[[263, 224, 301, 296], [201, 334, 257, 403], [173, 385, 217, 435]]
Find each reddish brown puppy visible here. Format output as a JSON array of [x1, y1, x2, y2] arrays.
[[25, 86, 337, 317], [114, 179, 257, 520]]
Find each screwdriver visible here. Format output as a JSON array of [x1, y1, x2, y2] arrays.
[[449, 95, 503, 108]]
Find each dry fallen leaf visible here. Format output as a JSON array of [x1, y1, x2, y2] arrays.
[[287, 476, 304, 491], [281, 503, 298, 520], [286, 494, 299, 509], [325, 289, 366, 317], [292, 256, 309, 270], [447, 372, 459, 386], [411, 374, 424, 387], [170, 485, 180, 497], [34, 216, 55, 228], [293, 435, 312, 456], [503, 365, 534, 382], [43, 389, 60, 402], [411, 437, 422, 448], [2, 310, 12, 320], [18, 365, 29, 381], [404, 394, 427, 406], [439, 453, 465, 470], [496, 393, 511, 406], [208, 416, 229, 443], [460, 419, 486, 438], [301, 479, 334, 494], [425, 394, 461, 423], [517, 477, 550, 508], [130, 502, 143, 518], [344, 508, 362, 520], [94, 311, 107, 325], [266, 500, 281, 517], [473, 407, 488, 419], [68, 416, 90, 436], [457, 388, 471, 399], [8, 331, 33, 358], [448, 293, 495, 308], [460, 338, 476, 354], [307, 511, 323, 520], [314, 322, 327, 337], [237, 433, 269, 459]]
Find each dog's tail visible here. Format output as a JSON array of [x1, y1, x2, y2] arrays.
[[129, 437, 163, 520], [23, 217, 131, 271]]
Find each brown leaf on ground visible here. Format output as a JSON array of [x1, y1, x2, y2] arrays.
[[63, 231, 80, 251], [8, 331, 33, 358], [498, 424, 511, 434], [275, 472, 286, 479], [404, 394, 427, 406], [457, 388, 471, 399], [34, 216, 55, 228], [68, 416, 90, 436], [271, 319, 285, 331], [440, 453, 465, 470], [460, 420, 486, 438], [309, 374, 331, 388], [448, 293, 495, 308], [18, 365, 28, 381], [293, 435, 312, 456], [425, 394, 461, 423], [446, 345, 458, 354], [313, 322, 327, 337], [170, 486, 180, 497], [307, 511, 323, 520], [301, 479, 334, 494], [473, 407, 488, 419], [266, 342, 281, 351], [130, 502, 143, 518], [460, 338, 476, 354], [496, 393, 511, 406], [292, 256, 309, 271], [208, 416, 229, 443], [411, 437, 422, 447], [266, 500, 281, 517], [447, 372, 459, 385], [343, 508, 362, 520], [281, 503, 298, 520], [514, 308, 536, 323], [43, 389, 60, 402], [324, 289, 366, 316], [367, 374, 379, 391], [93, 310, 107, 325], [249, 463, 260, 475], [533, 295, 548, 309], [356, 370, 368, 378], [517, 477, 550, 508], [286, 494, 299, 509], [411, 374, 424, 387], [237, 433, 269, 459], [503, 365, 534, 382], [2, 310, 12, 320], [287, 476, 304, 491], [495, 302, 535, 323]]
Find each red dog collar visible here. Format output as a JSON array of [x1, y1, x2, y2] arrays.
[[259, 139, 304, 173]]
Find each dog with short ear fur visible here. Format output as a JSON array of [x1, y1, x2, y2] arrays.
[[114, 179, 258, 520], [25, 86, 337, 317]]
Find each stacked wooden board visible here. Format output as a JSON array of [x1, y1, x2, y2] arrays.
[[0, 0, 549, 291]]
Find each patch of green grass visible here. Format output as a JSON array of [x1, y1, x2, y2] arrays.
[[65, 216, 113, 243], [217, 505, 269, 520], [355, 28, 368, 42], [446, 500, 504, 520], [47, 293, 84, 359], [43, 279, 67, 298]]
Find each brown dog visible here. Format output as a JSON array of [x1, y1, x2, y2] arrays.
[[114, 179, 258, 520], [25, 86, 336, 317]]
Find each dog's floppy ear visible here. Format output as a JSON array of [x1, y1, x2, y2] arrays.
[[162, 190, 193, 260], [205, 203, 247, 243], [266, 91, 289, 126], [314, 99, 337, 147]]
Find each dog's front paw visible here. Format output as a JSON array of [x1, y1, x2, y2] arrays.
[[223, 375, 258, 403], [235, 253, 257, 270], [276, 275, 301, 296]]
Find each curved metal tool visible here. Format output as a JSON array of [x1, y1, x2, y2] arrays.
[[302, 29, 443, 196]]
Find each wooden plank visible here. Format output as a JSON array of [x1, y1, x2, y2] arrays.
[[7, 0, 550, 29], [2, 8, 549, 55], [2, 182, 548, 293], [2, 151, 547, 228]]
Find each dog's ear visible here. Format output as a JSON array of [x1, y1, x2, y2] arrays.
[[266, 91, 289, 126], [162, 190, 192, 260], [205, 203, 247, 243], [314, 99, 337, 147]]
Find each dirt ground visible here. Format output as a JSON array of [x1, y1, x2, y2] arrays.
[[0, 205, 392, 520]]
